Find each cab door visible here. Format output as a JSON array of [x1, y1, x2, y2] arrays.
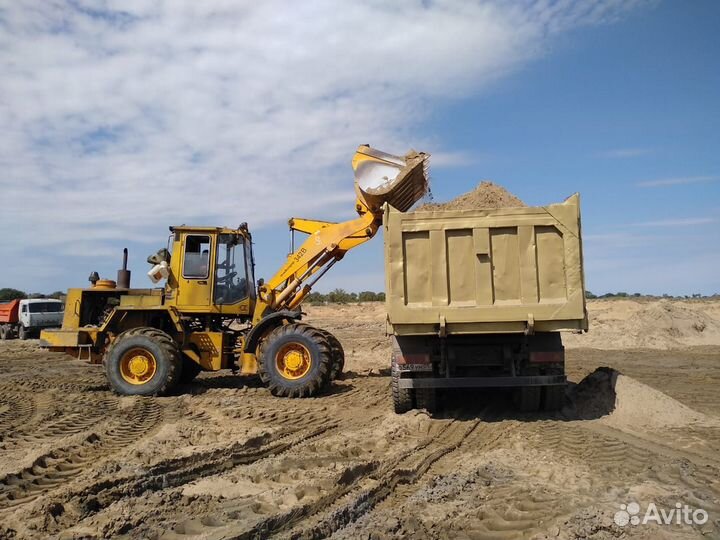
[[177, 234, 213, 308]]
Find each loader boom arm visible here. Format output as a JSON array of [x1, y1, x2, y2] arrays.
[[252, 201, 379, 324], [252, 145, 429, 325]]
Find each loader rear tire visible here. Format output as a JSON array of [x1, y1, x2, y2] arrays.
[[259, 323, 331, 398], [104, 327, 181, 396], [391, 355, 413, 414]]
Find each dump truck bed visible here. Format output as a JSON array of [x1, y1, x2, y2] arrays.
[[384, 193, 587, 336], [0, 300, 20, 324]]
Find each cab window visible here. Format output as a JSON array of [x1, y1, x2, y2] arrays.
[[214, 234, 248, 304], [182, 235, 211, 279], [29, 302, 64, 313]]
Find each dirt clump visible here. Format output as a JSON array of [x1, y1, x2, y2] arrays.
[[417, 180, 526, 211]]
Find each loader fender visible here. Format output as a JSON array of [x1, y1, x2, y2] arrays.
[[100, 306, 185, 335], [244, 310, 301, 353]]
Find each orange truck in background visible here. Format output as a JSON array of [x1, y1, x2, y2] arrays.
[[0, 298, 64, 340]]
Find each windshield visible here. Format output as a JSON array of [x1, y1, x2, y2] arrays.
[[214, 234, 248, 304], [28, 302, 64, 313]]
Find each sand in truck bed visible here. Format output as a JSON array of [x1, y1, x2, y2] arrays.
[[417, 180, 526, 211]]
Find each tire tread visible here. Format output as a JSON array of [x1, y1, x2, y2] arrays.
[[104, 326, 180, 396], [257, 323, 331, 398]]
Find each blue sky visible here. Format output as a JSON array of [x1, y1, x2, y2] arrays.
[[1, 1, 718, 296]]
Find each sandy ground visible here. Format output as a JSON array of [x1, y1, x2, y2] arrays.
[[0, 299, 719, 539]]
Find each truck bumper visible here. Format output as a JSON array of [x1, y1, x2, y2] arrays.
[[397, 375, 566, 389]]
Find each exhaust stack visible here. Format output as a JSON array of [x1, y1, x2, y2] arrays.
[[117, 248, 131, 289]]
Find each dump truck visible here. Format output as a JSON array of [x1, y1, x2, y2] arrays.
[[41, 146, 429, 398], [385, 194, 587, 413], [0, 298, 64, 340]]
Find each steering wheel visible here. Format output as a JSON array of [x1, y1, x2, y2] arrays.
[[216, 271, 237, 284]]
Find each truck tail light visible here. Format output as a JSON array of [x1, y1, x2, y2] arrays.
[[397, 353, 430, 365]]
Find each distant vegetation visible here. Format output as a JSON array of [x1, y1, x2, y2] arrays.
[[306, 289, 385, 305], [0, 288, 66, 302], [585, 290, 716, 300], [1, 287, 716, 305]]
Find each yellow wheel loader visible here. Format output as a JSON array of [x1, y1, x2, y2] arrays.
[[40, 146, 429, 398]]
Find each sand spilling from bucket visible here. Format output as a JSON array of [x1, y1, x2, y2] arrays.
[[572, 367, 720, 430], [418, 181, 525, 211]]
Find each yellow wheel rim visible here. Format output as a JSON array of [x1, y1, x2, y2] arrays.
[[119, 348, 157, 385], [275, 343, 312, 380]]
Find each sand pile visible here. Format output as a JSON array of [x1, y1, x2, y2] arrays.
[[571, 367, 720, 429], [418, 181, 525, 211], [563, 299, 720, 349]]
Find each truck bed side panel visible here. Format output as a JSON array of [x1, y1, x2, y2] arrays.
[[384, 194, 587, 334]]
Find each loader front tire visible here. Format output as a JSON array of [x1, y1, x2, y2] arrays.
[[104, 327, 181, 396], [316, 329, 344, 380], [259, 323, 331, 398]]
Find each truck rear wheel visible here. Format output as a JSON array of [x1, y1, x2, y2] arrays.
[[416, 387, 438, 414], [258, 323, 331, 398], [391, 355, 413, 414], [514, 386, 541, 413], [0, 326, 7, 340], [104, 327, 181, 396], [543, 385, 565, 411]]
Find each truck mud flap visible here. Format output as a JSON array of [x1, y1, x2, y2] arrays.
[[397, 375, 566, 389]]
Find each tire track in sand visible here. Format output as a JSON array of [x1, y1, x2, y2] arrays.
[[276, 419, 480, 540], [154, 419, 477, 540], [0, 399, 163, 511], [0, 393, 35, 435], [1, 397, 118, 450], [41, 379, 391, 536], [32, 397, 365, 537]]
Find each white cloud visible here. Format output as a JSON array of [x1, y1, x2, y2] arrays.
[[0, 1, 648, 289], [637, 175, 717, 188]]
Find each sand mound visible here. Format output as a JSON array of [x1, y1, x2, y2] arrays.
[[572, 367, 720, 429], [417, 181, 525, 211], [564, 299, 720, 349]]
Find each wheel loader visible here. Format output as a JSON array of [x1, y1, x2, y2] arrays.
[[40, 146, 429, 398]]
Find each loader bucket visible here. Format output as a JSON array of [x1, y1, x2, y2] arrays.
[[353, 145, 429, 212]]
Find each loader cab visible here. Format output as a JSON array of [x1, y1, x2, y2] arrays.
[[166, 226, 255, 317]]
